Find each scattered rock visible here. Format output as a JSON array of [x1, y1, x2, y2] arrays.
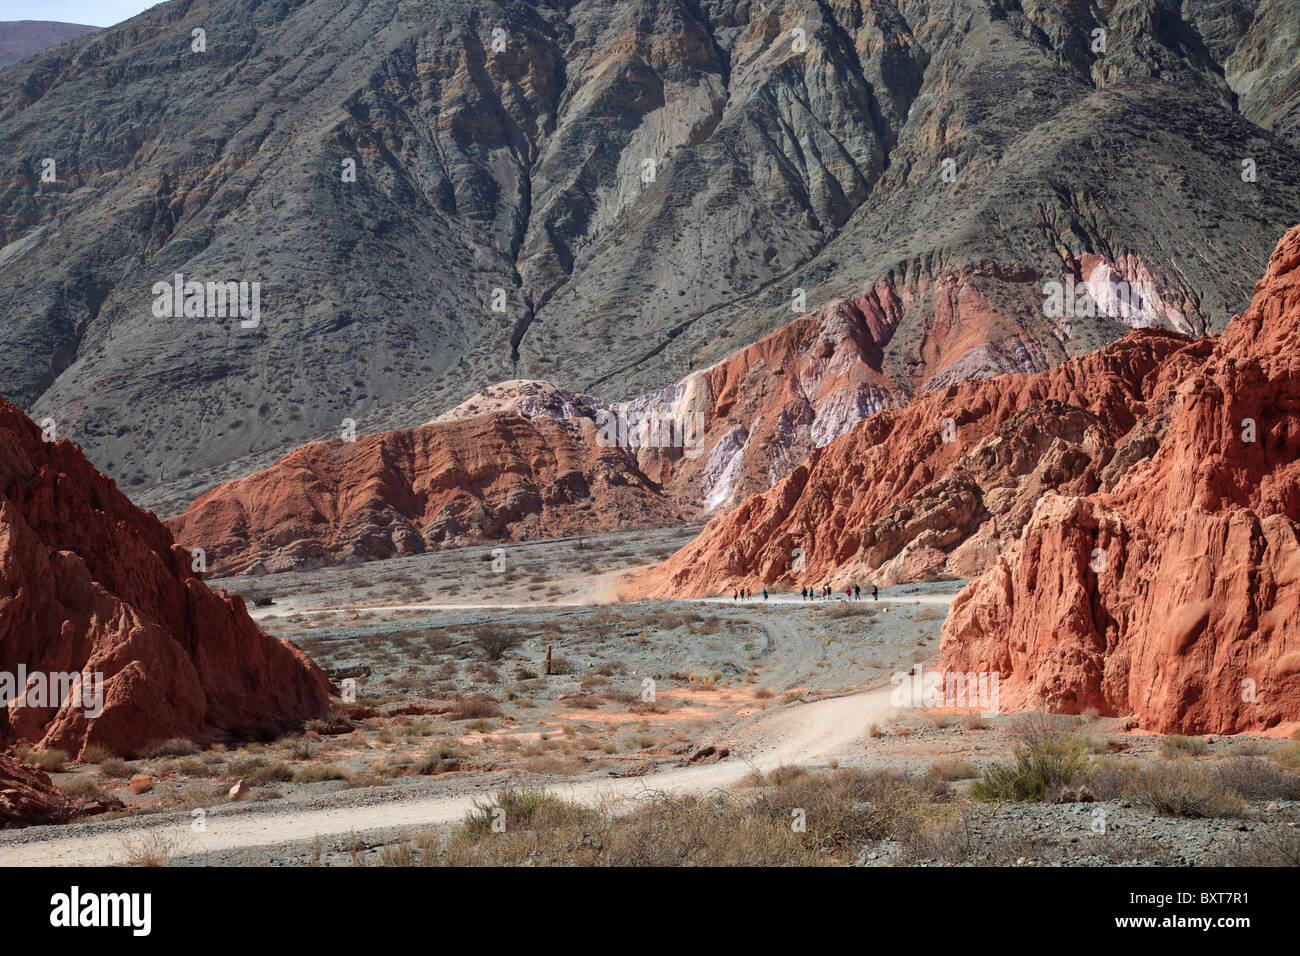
[[0, 755, 73, 828]]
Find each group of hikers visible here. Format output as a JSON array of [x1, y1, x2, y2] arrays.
[[729, 583, 879, 602]]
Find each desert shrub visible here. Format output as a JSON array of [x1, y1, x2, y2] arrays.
[[386, 767, 957, 867], [463, 787, 585, 838], [79, 744, 116, 764], [450, 696, 502, 720], [1271, 742, 1300, 772], [1124, 762, 1246, 818], [147, 737, 200, 758], [1228, 739, 1269, 757], [98, 758, 135, 780], [1212, 757, 1300, 800], [1159, 734, 1209, 759], [122, 832, 179, 867], [927, 759, 979, 782], [59, 776, 103, 798], [33, 749, 69, 772], [970, 736, 1094, 803], [895, 805, 975, 864], [292, 764, 350, 784], [1212, 821, 1300, 866], [248, 761, 295, 785], [1087, 756, 1141, 800], [473, 630, 523, 662], [1006, 713, 1077, 747]]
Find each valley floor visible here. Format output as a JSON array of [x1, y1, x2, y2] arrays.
[[1, 527, 1296, 866]]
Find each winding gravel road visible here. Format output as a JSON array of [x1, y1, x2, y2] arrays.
[[0, 685, 898, 867]]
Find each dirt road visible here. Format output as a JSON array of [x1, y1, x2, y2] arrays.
[[252, 593, 952, 621], [0, 685, 898, 867]]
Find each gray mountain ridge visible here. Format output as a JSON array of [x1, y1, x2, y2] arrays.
[[1, 0, 1298, 514]]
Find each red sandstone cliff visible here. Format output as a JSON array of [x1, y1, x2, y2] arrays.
[[627, 326, 1197, 596], [0, 399, 332, 758], [940, 225, 1300, 734], [168, 402, 687, 575]]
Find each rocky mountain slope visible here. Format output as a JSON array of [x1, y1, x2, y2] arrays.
[[941, 223, 1300, 735], [0, 21, 98, 70], [0, 398, 332, 758], [628, 323, 1197, 595], [168, 389, 685, 574], [167, 294, 903, 572], [2, 0, 1299, 513]]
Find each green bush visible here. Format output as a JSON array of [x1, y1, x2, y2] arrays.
[[970, 736, 1095, 803]]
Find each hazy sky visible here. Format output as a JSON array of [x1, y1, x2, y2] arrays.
[[0, 1, 161, 27]]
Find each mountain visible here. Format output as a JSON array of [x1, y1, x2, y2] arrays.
[[626, 323, 1195, 596], [166, 295, 904, 572], [0, 21, 98, 70], [941, 222, 1300, 734], [2, 0, 1299, 515], [167, 382, 686, 574], [0, 397, 331, 758]]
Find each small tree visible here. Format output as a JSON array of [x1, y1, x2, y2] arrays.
[[475, 630, 523, 662]]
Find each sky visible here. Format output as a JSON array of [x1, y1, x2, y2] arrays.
[[0, 1, 161, 27]]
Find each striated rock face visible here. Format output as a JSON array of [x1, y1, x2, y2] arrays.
[[0, 754, 71, 828], [942, 225, 1300, 734], [169, 274, 1085, 574], [169, 396, 687, 574], [629, 325, 1196, 596], [0, 398, 332, 757], [2, 0, 1298, 514]]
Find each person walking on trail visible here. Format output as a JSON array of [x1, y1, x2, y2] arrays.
[[871, 583, 878, 601], [801, 586, 807, 600], [845, 585, 852, 600], [762, 587, 768, 601], [733, 587, 738, 602], [854, 583, 861, 600]]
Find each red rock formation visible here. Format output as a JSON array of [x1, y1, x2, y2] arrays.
[[942, 225, 1300, 734], [168, 246, 1199, 577], [628, 327, 1195, 597], [0, 399, 332, 757], [169, 405, 686, 575], [0, 754, 72, 828], [165, 258, 1097, 575]]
